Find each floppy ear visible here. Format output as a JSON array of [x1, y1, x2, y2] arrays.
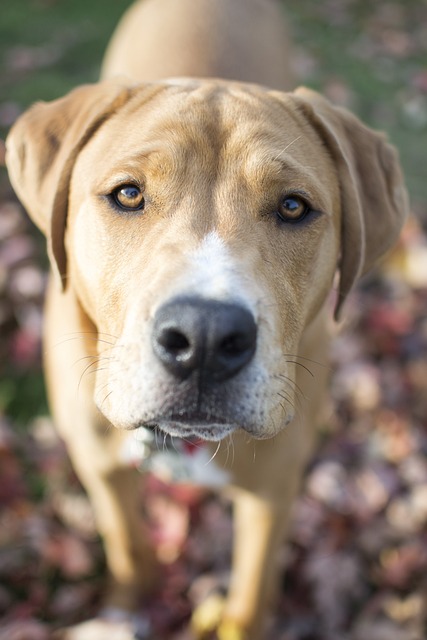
[[292, 87, 409, 319], [6, 81, 137, 288]]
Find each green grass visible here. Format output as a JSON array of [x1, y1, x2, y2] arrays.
[[0, 0, 129, 114], [285, 0, 427, 208], [0, 372, 48, 425]]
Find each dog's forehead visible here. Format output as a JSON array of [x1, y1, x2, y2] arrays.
[[146, 82, 305, 147], [81, 80, 331, 185]]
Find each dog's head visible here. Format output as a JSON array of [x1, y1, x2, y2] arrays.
[[6, 79, 408, 440]]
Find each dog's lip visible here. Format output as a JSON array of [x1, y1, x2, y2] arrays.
[[141, 413, 239, 441]]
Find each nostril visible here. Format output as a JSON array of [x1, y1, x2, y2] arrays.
[[219, 333, 251, 356], [159, 328, 190, 354], [153, 322, 197, 380]]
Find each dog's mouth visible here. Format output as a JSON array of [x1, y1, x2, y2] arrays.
[[127, 419, 234, 486], [141, 412, 239, 442]]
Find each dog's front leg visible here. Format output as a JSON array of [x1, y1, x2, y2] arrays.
[[64, 437, 158, 610], [192, 426, 312, 640], [44, 280, 158, 613], [223, 489, 294, 640]]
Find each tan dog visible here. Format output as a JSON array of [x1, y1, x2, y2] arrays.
[[6, 0, 408, 638]]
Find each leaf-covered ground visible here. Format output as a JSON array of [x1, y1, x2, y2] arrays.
[[1, 1, 427, 639]]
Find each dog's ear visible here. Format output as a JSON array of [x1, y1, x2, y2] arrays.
[[292, 87, 409, 319], [6, 82, 137, 288]]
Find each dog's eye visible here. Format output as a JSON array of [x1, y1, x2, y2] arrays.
[[277, 195, 310, 223], [112, 184, 145, 211]]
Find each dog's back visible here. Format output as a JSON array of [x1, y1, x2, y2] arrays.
[[101, 0, 293, 90]]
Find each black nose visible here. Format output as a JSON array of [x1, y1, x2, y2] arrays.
[[151, 297, 257, 382]]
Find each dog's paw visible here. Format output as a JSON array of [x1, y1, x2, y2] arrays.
[[216, 619, 248, 640], [52, 620, 135, 640], [191, 594, 248, 640], [191, 593, 226, 637], [52, 608, 151, 640]]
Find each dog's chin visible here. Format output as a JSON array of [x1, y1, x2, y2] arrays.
[[142, 417, 239, 442]]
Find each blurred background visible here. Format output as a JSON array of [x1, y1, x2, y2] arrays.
[[1, 1, 427, 638]]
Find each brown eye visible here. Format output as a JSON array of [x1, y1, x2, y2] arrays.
[[277, 195, 310, 223], [112, 184, 145, 211]]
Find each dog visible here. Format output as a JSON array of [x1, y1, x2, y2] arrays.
[[6, 0, 408, 638]]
